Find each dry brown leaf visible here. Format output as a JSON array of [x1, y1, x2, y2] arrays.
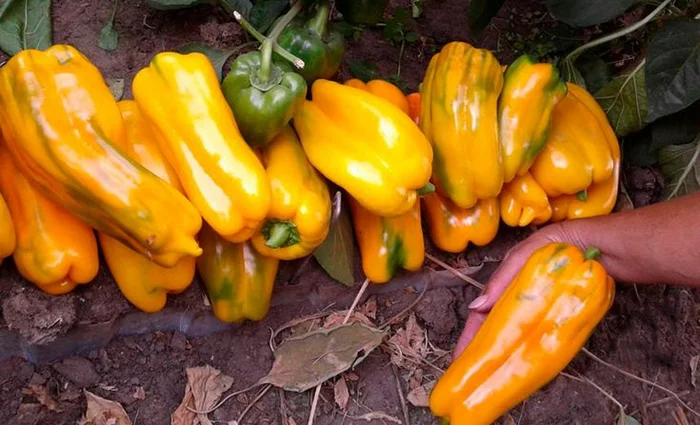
[[323, 311, 374, 328], [690, 355, 699, 389], [171, 365, 234, 425], [259, 322, 387, 392], [334, 377, 350, 410], [345, 372, 359, 381], [22, 384, 61, 412], [406, 381, 434, 407], [408, 368, 424, 390], [359, 296, 377, 320], [80, 390, 132, 425], [132, 387, 146, 400], [387, 314, 426, 368]]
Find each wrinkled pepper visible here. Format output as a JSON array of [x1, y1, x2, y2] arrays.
[[99, 101, 196, 313], [197, 225, 280, 323], [349, 196, 424, 284], [499, 172, 552, 227], [344, 79, 410, 115], [0, 45, 202, 267], [545, 84, 621, 221], [336, 0, 389, 25], [0, 145, 99, 295], [530, 82, 619, 200], [277, 0, 345, 83], [430, 243, 615, 425], [250, 126, 331, 260], [133, 51, 270, 243], [498, 54, 567, 183], [223, 6, 307, 147], [420, 41, 505, 209], [293, 79, 433, 217], [422, 193, 500, 254], [0, 193, 15, 265]]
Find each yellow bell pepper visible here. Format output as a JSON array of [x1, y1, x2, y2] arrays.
[[250, 126, 331, 260], [98, 101, 196, 313], [422, 192, 500, 254], [547, 83, 621, 221], [293, 79, 433, 217], [0, 145, 98, 295], [530, 82, 618, 199], [407, 92, 421, 125], [499, 172, 552, 227], [0, 44, 202, 268], [343, 79, 410, 115], [133, 51, 270, 243], [0, 192, 16, 265], [420, 41, 504, 209], [348, 196, 424, 284], [197, 225, 280, 323], [498, 54, 568, 183], [430, 243, 615, 425]]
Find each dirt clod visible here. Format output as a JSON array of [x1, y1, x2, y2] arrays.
[[53, 357, 100, 388], [2, 289, 76, 345]]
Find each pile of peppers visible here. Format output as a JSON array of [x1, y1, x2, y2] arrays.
[[0, 4, 623, 423]]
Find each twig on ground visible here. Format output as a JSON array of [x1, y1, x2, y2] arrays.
[[237, 384, 271, 424], [425, 253, 484, 290], [392, 364, 410, 425], [187, 382, 262, 414], [645, 391, 691, 409], [307, 385, 322, 425]]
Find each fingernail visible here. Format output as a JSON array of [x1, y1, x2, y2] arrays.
[[468, 295, 487, 310]]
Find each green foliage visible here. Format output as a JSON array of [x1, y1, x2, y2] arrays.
[[594, 60, 647, 137], [179, 42, 256, 81], [249, 0, 287, 34], [99, 0, 120, 52], [659, 137, 700, 199], [146, 0, 212, 10], [313, 203, 356, 287], [466, 0, 506, 37], [0, 0, 52, 55], [383, 7, 420, 46], [334, 21, 363, 42], [411, 0, 423, 18], [546, 0, 642, 27]]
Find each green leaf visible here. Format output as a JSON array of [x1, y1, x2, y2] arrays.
[[313, 203, 355, 287], [404, 31, 420, 43], [146, 0, 209, 10], [0, 0, 52, 55], [576, 54, 612, 94], [334, 21, 363, 41], [347, 59, 380, 82], [659, 137, 700, 199], [594, 61, 647, 137], [645, 19, 700, 122], [651, 101, 700, 150], [98, 0, 119, 52], [249, 0, 287, 34], [411, 0, 423, 18], [219, 0, 253, 16], [545, 0, 641, 27], [466, 0, 506, 37], [179, 42, 234, 81], [560, 58, 586, 88], [106, 78, 125, 101]]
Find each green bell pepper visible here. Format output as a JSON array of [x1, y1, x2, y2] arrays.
[[223, 4, 307, 147], [277, 0, 344, 83], [336, 0, 389, 25]]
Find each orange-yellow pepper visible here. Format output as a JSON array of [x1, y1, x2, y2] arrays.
[[546, 84, 621, 221], [499, 172, 552, 227], [407, 92, 421, 125], [530, 82, 618, 199], [293, 79, 433, 217], [430, 243, 615, 425], [422, 192, 499, 254], [99, 101, 196, 313], [0, 192, 15, 265], [0, 145, 98, 295], [133, 51, 270, 243], [348, 196, 424, 283], [197, 225, 280, 323], [420, 41, 504, 209], [343, 79, 410, 115], [0, 45, 202, 268], [250, 126, 331, 260], [498, 54, 567, 183]]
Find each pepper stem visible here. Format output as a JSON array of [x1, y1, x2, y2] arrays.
[[576, 189, 588, 202], [584, 246, 601, 261], [268, 0, 303, 40], [417, 182, 436, 196], [307, 0, 331, 37], [233, 10, 305, 69], [258, 39, 273, 84], [264, 221, 301, 248]]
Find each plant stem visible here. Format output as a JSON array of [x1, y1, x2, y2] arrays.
[[233, 11, 305, 69], [268, 0, 303, 41], [265, 221, 292, 248], [563, 0, 673, 63], [417, 182, 435, 196], [584, 247, 601, 261], [307, 0, 331, 37], [258, 39, 273, 84]]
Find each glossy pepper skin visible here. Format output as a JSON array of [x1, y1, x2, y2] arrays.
[[0, 146, 98, 295], [530, 82, 618, 199], [336, 0, 389, 25], [133, 51, 270, 243], [420, 41, 505, 209], [547, 84, 621, 221], [197, 225, 280, 323], [293, 79, 433, 217], [422, 193, 499, 254], [277, 0, 344, 83], [343, 79, 410, 115], [430, 243, 615, 425], [407, 92, 421, 125], [500, 172, 552, 227], [251, 126, 331, 260], [498, 55, 568, 183], [349, 196, 424, 284], [0, 193, 16, 265], [99, 101, 196, 313], [222, 49, 307, 147], [0, 45, 202, 267]]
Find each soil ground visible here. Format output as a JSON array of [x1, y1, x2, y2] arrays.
[[0, 1, 696, 424]]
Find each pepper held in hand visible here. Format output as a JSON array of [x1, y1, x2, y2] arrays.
[[430, 243, 615, 425]]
